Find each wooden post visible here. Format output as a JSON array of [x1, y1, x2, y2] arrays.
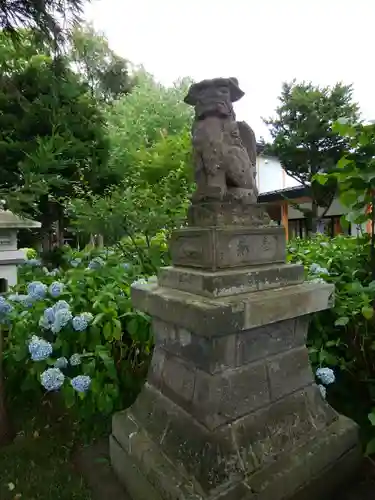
[[281, 201, 289, 241], [334, 218, 342, 236], [366, 203, 373, 234]]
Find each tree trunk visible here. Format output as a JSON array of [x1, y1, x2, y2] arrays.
[[0, 327, 13, 446], [371, 194, 375, 281], [97, 234, 104, 247], [310, 199, 319, 234], [55, 217, 65, 247]]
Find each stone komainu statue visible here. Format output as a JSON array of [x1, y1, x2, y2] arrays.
[[184, 77, 258, 204]]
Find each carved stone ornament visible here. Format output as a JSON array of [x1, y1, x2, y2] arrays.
[[184, 77, 258, 204]]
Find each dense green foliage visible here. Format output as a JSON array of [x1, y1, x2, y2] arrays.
[[0, 29, 111, 252], [3, 248, 155, 423], [69, 74, 194, 244], [288, 235, 375, 452], [264, 81, 360, 231], [70, 23, 133, 103], [0, 0, 85, 42]]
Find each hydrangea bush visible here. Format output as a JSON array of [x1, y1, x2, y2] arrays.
[[2, 248, 153, 420], [288, 234, 375, 452]]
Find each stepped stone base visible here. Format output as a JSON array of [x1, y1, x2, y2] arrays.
[[111, 275, 360, 499], [158, 263, 304, 298], [110, 384, 360, 500], [111, 201, 360, 499]]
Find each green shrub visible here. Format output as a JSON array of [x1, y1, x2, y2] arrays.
[[20, 248, 37, 260], [2, 250, 153, 423], [288, 234, 375, 451]]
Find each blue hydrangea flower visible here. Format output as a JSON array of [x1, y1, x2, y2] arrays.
[[0, 296, 13, 316], [27, 281, 47, 300], [28, 335, 53, 361], [39, 307, 55, 330], [316, 367, 335, 385], [8, 293, 31, 306], [46, 268, 60, 277], [54, 300, 70, 312], [51, 309, 73, 334], [131, 278, 147, 288], [54, 357, 68, 369], [40, 368, 65, 391], [71, 375, 91, 393], [88, 257, 104, 270], [70, 258, 82, 268], [72, 312, 93, 332], [81, 312, 93, 323], [25, 258, 41, 267], [318, 384, 327, 399], [69, 353, 81, 366], [49, 281, 64, 298], [309, 263, 329, 275], [308, 277, 326, 284]]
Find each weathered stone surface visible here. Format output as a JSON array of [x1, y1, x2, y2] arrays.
[[158, 263, 304, 298], [184, 77, 258, 204], [187, 201, 270, 228], [152, 317, 310, 375], [131, 280, 334, 337], [152, 319, 237, 374], [147, 347, 166, 389], [169, 226, 286, 270], [159, 353, 196, 405], [236, 319, 304, 366], [114, 386, 245, 494], [267, 346, 314, 400], [192, 362, 270, 428], [290, 446, 361, 500], [110, 436, 164, 500], [247, 415, 360, 500], [111, 382, 360, 500], [232, 385, 337, 469]]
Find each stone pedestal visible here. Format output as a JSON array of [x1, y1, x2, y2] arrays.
[[110, 202, 361, 500]]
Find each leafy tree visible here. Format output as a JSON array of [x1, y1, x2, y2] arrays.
[[264, 80, 360, 231], [69, 23, 133, 103], [69, 73, 195, 252], [315, 120, 375, 275], [0, 0, 85, 41], [69, 168, 193, 273], [106, 73, 193, 182], [0, 31, 110, 250]]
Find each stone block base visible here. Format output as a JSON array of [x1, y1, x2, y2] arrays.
[[110, 389, 360, 500], [187, 201, 271, 228], [158, 263, 304, 298], [169, 226, 286, 270]]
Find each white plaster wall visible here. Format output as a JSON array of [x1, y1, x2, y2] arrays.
[[288, 198, 349, 219], [256, 155, 301, 194], [0, 265, 18, 288], [351, 223, 368, 236]]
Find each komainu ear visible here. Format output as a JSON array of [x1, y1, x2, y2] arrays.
[[228, 77, 245, 102], [184, 82, 201, 105]]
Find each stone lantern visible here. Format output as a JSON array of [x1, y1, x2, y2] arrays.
[[0, 209, 41, 291]]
